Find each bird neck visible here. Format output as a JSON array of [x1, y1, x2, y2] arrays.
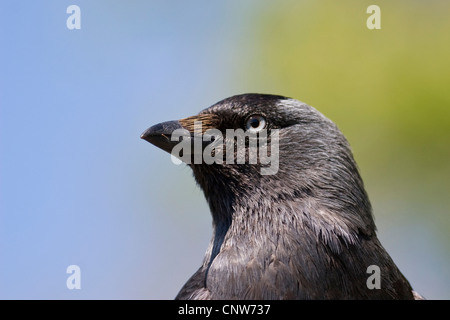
[[192, 163, 376, 272]]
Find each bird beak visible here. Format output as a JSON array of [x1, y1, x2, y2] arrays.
[[140, 120, 185, 154], [142, 113, 221, 167]]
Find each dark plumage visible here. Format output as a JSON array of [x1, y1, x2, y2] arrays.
[[141, 93, 422, 300]]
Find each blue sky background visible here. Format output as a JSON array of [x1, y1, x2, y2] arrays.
[[1, 1, 449, 299]]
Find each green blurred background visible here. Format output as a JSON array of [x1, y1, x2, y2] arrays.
[[1, 0, 449, 299]]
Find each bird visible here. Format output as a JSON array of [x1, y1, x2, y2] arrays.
[[141, 93, 423, 300]]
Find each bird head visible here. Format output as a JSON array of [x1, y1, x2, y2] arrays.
[[142, 94, 375, 246]]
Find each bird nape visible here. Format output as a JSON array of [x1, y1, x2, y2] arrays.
[[141, 93, 423, 300]]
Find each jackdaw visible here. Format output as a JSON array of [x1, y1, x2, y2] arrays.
[[141, 94, 423, 300]]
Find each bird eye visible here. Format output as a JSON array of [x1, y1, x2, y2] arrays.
[[245, 115, 266, 132]]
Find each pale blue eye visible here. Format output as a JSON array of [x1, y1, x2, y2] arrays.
[[246, 115, 266, 132]]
